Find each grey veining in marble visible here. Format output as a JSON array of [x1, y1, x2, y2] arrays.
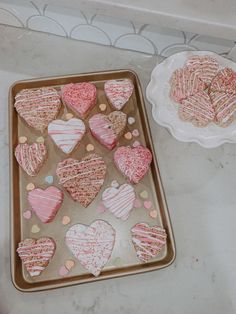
[[0, 25, 236, 314]]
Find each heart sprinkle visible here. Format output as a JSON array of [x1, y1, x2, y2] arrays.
[[124, 132, 132, 140], [111, 180, 119, 188], [23, 210, 32, 220], [26, 183, 35, 191], [132, 141, 141, 147], [132, 129, 139, 137], [65, 113, 74, 120], [58, 265, 69, 277], [128, 117, 135, 125], [19, 136, 27, 144], [140, 190, 148, 199], [86, 143, 95, 152], [144, 200, 152, 209], [62, 215, 71, 225], [99, 103, 107, 111], [65, 259, 75, 270], [133, 198, 142, 208], [31, 224, 40, 233], [45, 175, 54, 184], [149, 210, 158, 219], [36, 136, 45, 143]]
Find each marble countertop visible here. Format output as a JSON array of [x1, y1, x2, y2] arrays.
[[0, 25, 236, 314]]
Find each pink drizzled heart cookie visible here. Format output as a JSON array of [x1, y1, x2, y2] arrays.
[[28, 186, 64, 223], [17, 237, 56, 277], [102, 183, 135, 220], [65, 220, 115, 276], [186, 55, 219, 85], [114, 145, 152, 184], [211, 91, 236, 127], [104, 79, 134, 110], [210, 67, 236, 95], [48, 118, 86, 154], [131, 223, 167, 263], [178, 90, 215, 127], [14, 87, 61, 132], [15, 142, 47, 176], [61, 83, 97, 119], [89, 111, 127, 150], [170, 67, 206, 103], [56, 154, 107, 207]]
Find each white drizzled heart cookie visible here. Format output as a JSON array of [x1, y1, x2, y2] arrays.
[[48, 118, 86, 154], [56, 154, 107, 207], [131, 223, 167, 263], [89, 111, 127, 150], [28, 186, 64, 223], [65, 220, 115, 276], [15, 142, 47, 176], [17, 237, 56, 277], [104, 79, 134, 110], [102, 183, 135, 220], [14, 87, 61, 132]]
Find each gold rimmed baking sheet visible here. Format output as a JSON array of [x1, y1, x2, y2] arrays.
[[9, 69, 175, 292]]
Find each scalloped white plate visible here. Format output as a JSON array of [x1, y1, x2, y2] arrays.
[[146, 51, 236, 148]]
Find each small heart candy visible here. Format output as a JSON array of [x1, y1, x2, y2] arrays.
[[45, 175, 54, 184], [23, 210, 32, 220], [144, 200, 152, 209]]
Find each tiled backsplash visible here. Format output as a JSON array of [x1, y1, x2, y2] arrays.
[[0, 0, 235, 58]]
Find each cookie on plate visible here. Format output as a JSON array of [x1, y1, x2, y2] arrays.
[[61, 83, 97, 119], [65, 220, 115, 277], [28, 186, 64, 223], [178, 90, 215, 127], [104, 79, 134, 110], [48, 118, 86, 154], [170, 67, 206, 103], [89, 111, 127, 150], [14, 87, 61, 132], [15, 142, 47, 176], [211, 91, 236, 127], [131, 223, 167, 262], [56, 154, 107, 207], [114, 145, 152, 184], [17, 237, 56, 277], [210, 67, 236, 95], [186, 55, 219, 85]]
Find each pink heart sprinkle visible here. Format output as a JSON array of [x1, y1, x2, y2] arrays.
[[134, 198, 142, 208], [132, 140, 141, 148], [132, 129, 139, 137], [144, 200, 152, 209], [23, 210, 32, 219], [59, 265, 69, 277], [96, 202, 107, 213]]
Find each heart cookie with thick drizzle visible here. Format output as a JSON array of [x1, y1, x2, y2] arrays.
[[65, 220, 115, 276], [114, 145, 152, 184], [131, 223, 167, 262], [28, 186, 64, 223], [15, 142, 47, 176], [17, 237, 56, 277], [102, 183, 135, 220], [56, 154, 106, 207], [14, 87, 61, 132], [61, 83, 97, 119], [48, 118, 86, 154], [89, 111, 127, 150], [104, 79, 134, 110]]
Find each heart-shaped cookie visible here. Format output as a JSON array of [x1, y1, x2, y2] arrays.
[[104, 79, 134, 110], [211, 91, 236, 127], [66, 220, 115, 276], [114, 145, 152, 184], [89, 111, 127, 150], [28, 186, 64, 223], [56, 154, 106, 207], [15, 142, 47, 176], [131, 223, 167, 262], [17, 237, 56, 276], [48, 118, 86, 154], [186, 55, 219, 85], [14, 87, 61, 132], [102, 183, 135, 220], [210, 67, 236, 95], [61, 83, 97, 119]]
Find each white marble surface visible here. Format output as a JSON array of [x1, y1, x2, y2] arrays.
[[0, 25, 236, 314]]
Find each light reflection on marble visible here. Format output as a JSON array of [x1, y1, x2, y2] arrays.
[[0, 25, 235, 314]]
